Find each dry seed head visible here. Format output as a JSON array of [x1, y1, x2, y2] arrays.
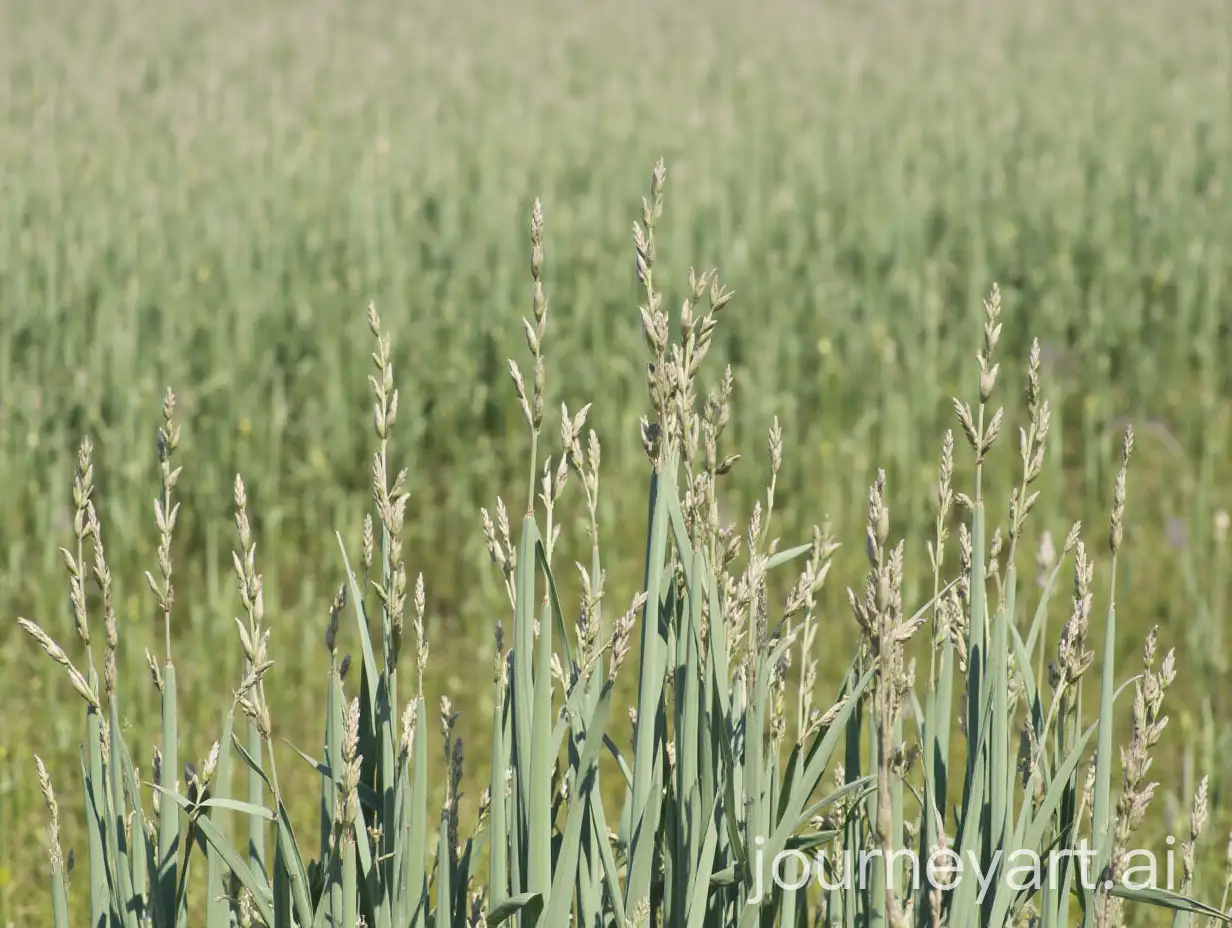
[[1035, 397, 1052, 444], [954, 399, 979, 453], [1057, 541, 1095, 687], [104, 636, 117, 696], [440, 695, 459, 741], [478, 787, 491, 824], [1027, 338, 1042, 410], [1110, 425, 1134, 555], [202, 740, 220, 786], [34, 755, 63, 871], [680, 292, 695, 344], [90, 506, 120, 693], [586, 429, 601, 480], [865, 469, 889, 562], [1121, 422, 1135, 464], [979, 361, 1000, 404], [1112, 625, 1177, 860], [146, 648, 163, 691], [530, 198, 544, 282], [325, 583, 346, 655], [937, 429, 954, 513], [946, 589, 969, 672], [1187, 769, 1207, 838], [237, 652, 274, 694], [516, 199, 549, 431], [980, 283, 1003, 376], [1020, 335, 1052, 486], [575, 565, 603, 667], [65, 569, 89, 648], [632, 897, 652, 928], [957, 522, 973, 604], [18, 618, 70, 669], [361, 513, 375, 573], [981, 406, 1004, 457], [768, 416, 783, 476], [639, 301, 669, 357], [88, 503, 111, 593], [1186, 775, 1209, 866], [18, 618, 100, 708], [151, 390, 182, 610], [480, 507, 505, 569], [709, 275, 734, 315], [237, 694, 272, 739], [609, 592, 646, 682], [508, 359, 530, 425], [343, 696, 361, 779], [494, 497, 512, 553], [73, 436, 94, 510], [233, 617, 257, 664], [634, 225, 652, 286], [159, 388, 180, 452], [560, 402, 591, 473]]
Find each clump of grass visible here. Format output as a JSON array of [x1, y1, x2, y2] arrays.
[[17, 161, 1232, 928]]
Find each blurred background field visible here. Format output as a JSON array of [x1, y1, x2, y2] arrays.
[[2, 0, 1231, 922]]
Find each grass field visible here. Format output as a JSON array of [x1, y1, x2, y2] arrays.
[[2, 0, 1232, 923]]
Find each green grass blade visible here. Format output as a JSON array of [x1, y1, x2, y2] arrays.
[[512, 512, 539, 898], [529, 562, 555, 913], [542, 676, 616, 928], [408, 701, 429, 927], [685, 797, 722, 928], [115, 723, 153, 903], [488, 892, 544, 926], [489, 674, 511, 912], [82, 713, 114, 928], [985, 719, 1098, 926], [158, 787, 277, 926], [435, 806, 452, 928], [1090, 594, 1118, 898], [762, 542, 814, 573], [247, 715, 267, 884], [625, 735, 667, 920], [206, 709, 235, 928], [740, 668, 873, 928], [1110, 884, 1230, 922], [335, 533, 381, 729], [105, 699, 140, 928], [629, 455, 674, 829]]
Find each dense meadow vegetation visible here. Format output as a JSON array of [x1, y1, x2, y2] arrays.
[[2, 0, 1231, 923]]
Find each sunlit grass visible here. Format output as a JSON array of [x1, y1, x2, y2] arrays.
[[2, 0, 1231, 923]]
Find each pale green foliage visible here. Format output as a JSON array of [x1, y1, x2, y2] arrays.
[[17, 163, 1232, 927]]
